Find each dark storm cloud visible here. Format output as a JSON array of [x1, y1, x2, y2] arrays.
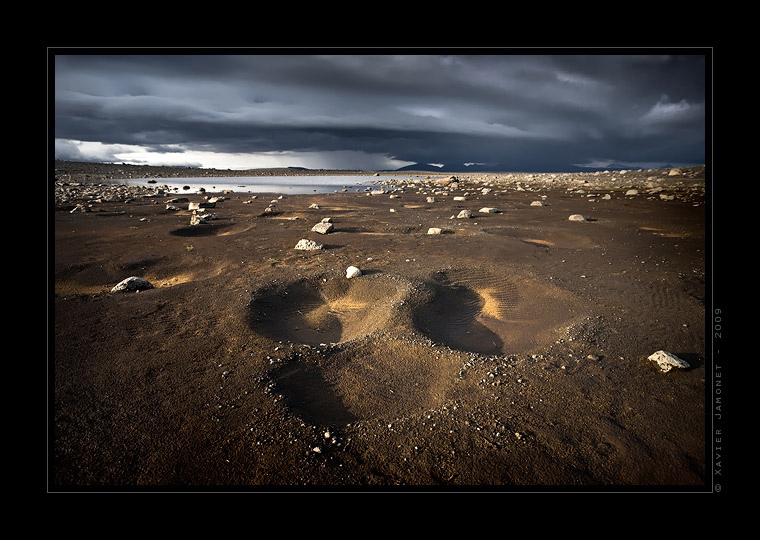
[[53, 52, 707, 171]]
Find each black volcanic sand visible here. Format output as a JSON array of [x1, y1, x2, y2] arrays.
[[52, 170, 708, 489]]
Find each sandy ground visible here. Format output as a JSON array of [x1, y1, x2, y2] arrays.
[[50, 167, 710, 491]]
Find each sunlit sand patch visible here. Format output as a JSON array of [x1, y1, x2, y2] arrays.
[[476, 287, 504, 319], [520, 231, 595, 249], [521, 237, 555, 247], [403, 204, 425, 209], [328, 296, 370, 313], [302, 296, 369, 327], [639, 226, 690, 238], [55, 281, 109, 296], [271, 215, 305, 220], [151, 272, 194, 287], [321, 205, 366, 212], [656, 232, 690, 238]]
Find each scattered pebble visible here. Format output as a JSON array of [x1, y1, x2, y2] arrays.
[[648, 350, 690, 373], [311, 222, 334, 234], [346, 266, 362, 279], [294, 239, 324, 251], [111, 276, 154, 293]]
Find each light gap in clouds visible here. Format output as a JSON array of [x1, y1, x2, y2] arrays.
[[54, 139, 414, 171], [641, 94, 703, 124]]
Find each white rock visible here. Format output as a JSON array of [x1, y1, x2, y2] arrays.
[[321, 217, 332, 223], [648, 350, 690, 373], [311, 222, 334, 234], [111, 276, 154, 293], [479, 207, 498, 213], [309, 203, 320, 209], [346, 266, 362, 278], [427, 227, 443, 235], [457, 209, 473, 219], [426, 197, 436, 203], [530, 201, 546, 206], [295, 239, 324, 251], [625, 189, 639, 196], [453, 196, 467, 201], [70, 204, 90, 213], [668, 168, 682, 176], [568, 214, 586, 222]]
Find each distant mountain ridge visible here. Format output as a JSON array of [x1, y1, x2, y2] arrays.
[[390, 162, 688, 174]]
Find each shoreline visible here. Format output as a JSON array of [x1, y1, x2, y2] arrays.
[[53, 161, 707, 208]]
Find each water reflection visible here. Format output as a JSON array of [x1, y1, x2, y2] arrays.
[[114, 175, 417, 195]]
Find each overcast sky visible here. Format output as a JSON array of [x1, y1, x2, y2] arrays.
[[52, 51, 708, 172]]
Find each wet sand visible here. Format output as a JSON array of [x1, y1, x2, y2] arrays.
[[51, 165, 709, 490]]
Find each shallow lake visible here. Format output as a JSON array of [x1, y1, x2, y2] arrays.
[[117, 175, 423, 195]]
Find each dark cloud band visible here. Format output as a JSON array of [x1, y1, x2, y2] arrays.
[[53, 52, 707, 171]]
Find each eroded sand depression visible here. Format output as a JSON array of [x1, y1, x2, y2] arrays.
[[248, 267, 585, 423], [412, 267, 584, 356]]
